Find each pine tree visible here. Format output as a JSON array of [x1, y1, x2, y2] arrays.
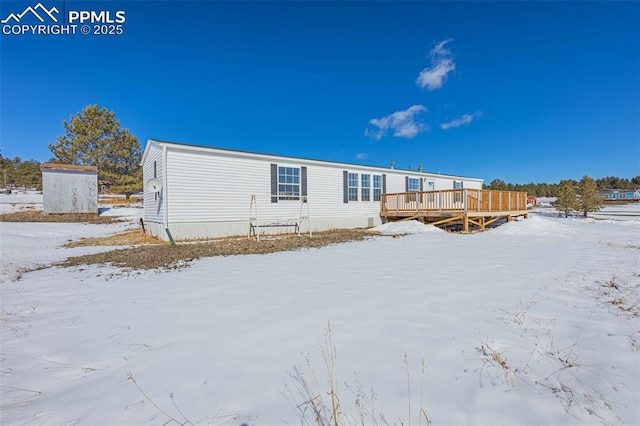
[[553, 180, 578, 218], [489, 179, 507, 190], [577, 175, 604, 218], [99, 130, 143, 199], [48, 105, 142, 199], [14, 159, 42, 190]]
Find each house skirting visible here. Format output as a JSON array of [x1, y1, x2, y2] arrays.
[[144, 215, 383, 241]]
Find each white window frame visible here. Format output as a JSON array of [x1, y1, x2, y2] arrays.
[[348, 172, 358, 201], [408, 177, 420, 192], [361, 174, 371, 201], [373, 175, 382, 201], [278, 166, 300, 201]]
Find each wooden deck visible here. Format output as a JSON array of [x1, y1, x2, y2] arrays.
[[381, 189, 529, 232]]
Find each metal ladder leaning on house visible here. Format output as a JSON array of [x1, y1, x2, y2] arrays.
[[248, 194, 312, 241], [299, 195, 312, 238]]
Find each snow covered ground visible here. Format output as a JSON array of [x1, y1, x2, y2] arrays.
[[1, 193, 639, 425]]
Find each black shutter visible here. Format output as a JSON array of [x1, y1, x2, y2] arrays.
[[271, 163, 278, 203], [420, 178, 424, 192], [343, 171, 348, 203], [405, 176, 409, 192], [301, 166, 307, 197], [382, 174, 386, 194]]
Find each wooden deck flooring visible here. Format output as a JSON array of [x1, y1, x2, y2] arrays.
[[381, 189, 529, 232]]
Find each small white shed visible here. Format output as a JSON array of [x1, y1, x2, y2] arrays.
[[41, 163, 98, 214], [141, 139, 484, 241]]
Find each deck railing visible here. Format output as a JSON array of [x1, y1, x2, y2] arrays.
[[381, 189, 528, 215]]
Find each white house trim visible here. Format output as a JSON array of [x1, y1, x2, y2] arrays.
[[162, 144, 168, 232]]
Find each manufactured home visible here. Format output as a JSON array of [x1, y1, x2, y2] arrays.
[[141, 140, 486, 241], [40, 163, 98, 214], [599, 189, 640, 202]]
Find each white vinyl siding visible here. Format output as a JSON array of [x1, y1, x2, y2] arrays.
[[162, 152, 397, 224], [163, 151, 482, 224], [142, 142, 164, 224], [166, 151, 277, 223]]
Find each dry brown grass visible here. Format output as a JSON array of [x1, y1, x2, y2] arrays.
[[2, 209, 380, 270], [59, 229, 377, 270], [98, 196, 142, 204], [478, 341, 515, 385], [65, 229, 165, 248], [288, 323, 430, 426], [0, 210, 118, 224]]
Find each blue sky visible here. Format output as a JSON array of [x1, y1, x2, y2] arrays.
[[1, 1, 638, 184]]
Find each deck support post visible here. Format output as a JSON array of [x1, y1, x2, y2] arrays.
[[463, 215, 469, 233]]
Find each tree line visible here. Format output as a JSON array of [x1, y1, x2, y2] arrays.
[[2, 105, 142, 198], [0, 154, 42, 190], [2, 103, 638, 201], [485, 175, 640, 197]]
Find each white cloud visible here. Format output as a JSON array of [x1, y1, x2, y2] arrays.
[[355, 153, 368, 160], [440, 112, 483, 130], [365, 105, 428, 140], [416, 39, 455, 91]]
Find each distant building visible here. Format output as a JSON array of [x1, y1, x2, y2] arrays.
[[598, 189, 640, 202], [527, 195, 537, 206], [41, 163, 98, 214]]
